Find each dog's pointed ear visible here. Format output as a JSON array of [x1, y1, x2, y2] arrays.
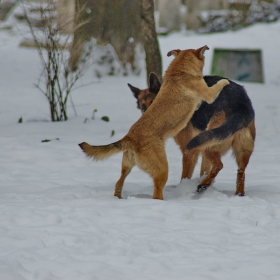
[[149, 72, 161, 94], [167, 49, 181, 57], [127, 83, 141, 99], [196, 45, 209, 59]]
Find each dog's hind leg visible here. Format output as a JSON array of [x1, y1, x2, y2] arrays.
[[232, 122, 255, 196], [200, 153, 212, 177], [152, 170, 168, 200], [182, 149, 200, 179], [174, 124, 200, 180], [233, 147, 253, 196], [199, 112, 225, 177], [136, 145, 168, 200], [196, 149, 223, 193], [114, 151, 135, 198]]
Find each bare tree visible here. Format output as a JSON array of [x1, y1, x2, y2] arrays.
[[23, 0, 92, 122]]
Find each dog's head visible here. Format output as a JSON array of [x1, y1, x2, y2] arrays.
[[167, 45, 209, 70], [167, 45, 209, 59], [128, 72, 161, 113]]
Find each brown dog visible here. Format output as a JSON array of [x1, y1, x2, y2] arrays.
[[79, 46, 229, 200], [128, 73, 255, 196]]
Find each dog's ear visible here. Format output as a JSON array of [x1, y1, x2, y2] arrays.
[[127, 83, 141, 99], [167, 49, 181, 57], [149, 72, 161, 94], [195, 45, 209, 60]]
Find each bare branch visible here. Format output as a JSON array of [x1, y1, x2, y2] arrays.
[[23, 0, 93, 121]]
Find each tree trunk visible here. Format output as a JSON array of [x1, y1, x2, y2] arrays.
[[69, 0, 91, 71], [140, 0, 162, 83]]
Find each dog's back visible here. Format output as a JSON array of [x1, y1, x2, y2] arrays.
[[187, 75, 255, 149]]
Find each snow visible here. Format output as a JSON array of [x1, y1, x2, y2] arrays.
[[1, 8, 280, 280]]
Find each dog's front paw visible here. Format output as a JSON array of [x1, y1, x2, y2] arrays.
[[218, 79, 230, 88]]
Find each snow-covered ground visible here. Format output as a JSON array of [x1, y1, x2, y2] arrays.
[[1, 6, 280, 280]]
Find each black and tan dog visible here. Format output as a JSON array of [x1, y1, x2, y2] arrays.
[[79, 46, 229, 200], [128, 73, 255, 196]]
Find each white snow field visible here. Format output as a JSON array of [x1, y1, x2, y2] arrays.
[[1, 8, 280, 280]]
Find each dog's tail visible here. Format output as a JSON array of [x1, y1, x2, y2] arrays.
[[186, 114, 253, 150], [79, 138, 132, 161]]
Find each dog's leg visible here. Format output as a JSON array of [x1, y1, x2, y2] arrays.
[[174, 125, 199, 180], [233, 149, 252, 197], [200, 153, 212, 177], [152, 170, 168, 200], [136, 145, 168, 200], [198, 79, 230, 104], [197, 149, 223, 193], [232, 123, 255, 196], [198, 111, 225, 178], [114, 151, 135, 198], [181, 149, 200, 179]]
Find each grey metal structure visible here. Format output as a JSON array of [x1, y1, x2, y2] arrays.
[[211, 48, 264, 83]]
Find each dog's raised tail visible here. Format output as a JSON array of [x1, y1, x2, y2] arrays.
[[79, 141, 123, 161], [186, 114, 254, 150]]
